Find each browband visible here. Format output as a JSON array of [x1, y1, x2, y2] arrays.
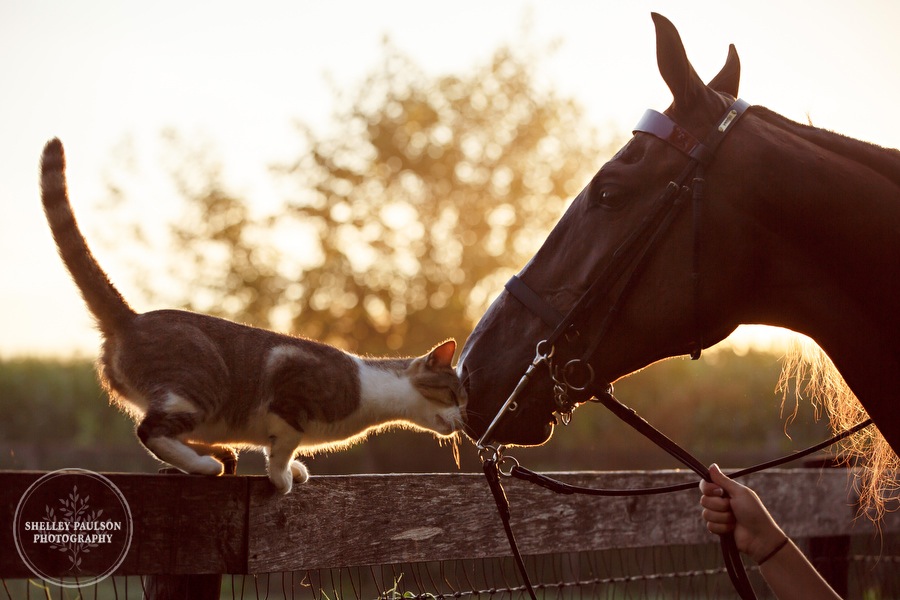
[[633, 98, 751, 164]]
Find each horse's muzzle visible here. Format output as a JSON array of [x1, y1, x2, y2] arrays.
[[459, 362, 555, 447]]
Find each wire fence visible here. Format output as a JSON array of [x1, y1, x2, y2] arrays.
[[4, 534, 899, 599]]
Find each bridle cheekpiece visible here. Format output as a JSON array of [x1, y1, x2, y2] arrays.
[[476, 98, 751, 452]]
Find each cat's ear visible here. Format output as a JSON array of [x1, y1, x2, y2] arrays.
[[426, 339, 456, 369]]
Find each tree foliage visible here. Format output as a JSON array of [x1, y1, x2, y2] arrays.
[[276, 42, 605, 353], [136, 41, 611, 355], [160, 129, 288, 329]]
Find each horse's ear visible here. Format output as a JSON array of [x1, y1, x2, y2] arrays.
[[707, 44, 741, 97], [651, 13, 705, 109]]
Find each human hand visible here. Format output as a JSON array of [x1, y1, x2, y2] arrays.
[[699, 464, 788, 564]]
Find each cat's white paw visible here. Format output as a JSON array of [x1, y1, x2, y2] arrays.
[[290, 460, 310, 484], [190, 455, 225, 476], [269, 469, 294, 494]]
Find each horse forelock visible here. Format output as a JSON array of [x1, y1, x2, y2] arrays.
[[779, 337, 899, 520]]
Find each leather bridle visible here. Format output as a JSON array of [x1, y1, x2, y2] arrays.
[[472, 98, 872, 599], [476, 98, 751, 448]]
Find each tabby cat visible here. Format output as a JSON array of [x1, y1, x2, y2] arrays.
[[39, 138, 466, 493]]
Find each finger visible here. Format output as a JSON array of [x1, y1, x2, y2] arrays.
[[700, 495, 731, 512], [709, 464, 747, 496], [706, 521, 736, 536], [702, 507, 736, 525], [699, 479, 724, 497]]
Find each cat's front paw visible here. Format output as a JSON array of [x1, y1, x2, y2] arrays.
[[269, 469, 294, 494], [190, 455, 225, 476], [290, 460, 310, 484]]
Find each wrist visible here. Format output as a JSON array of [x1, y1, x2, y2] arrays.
[[754, 536, 790, 566]]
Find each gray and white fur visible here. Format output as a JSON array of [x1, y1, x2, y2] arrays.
[[39, 138, 466, 493]]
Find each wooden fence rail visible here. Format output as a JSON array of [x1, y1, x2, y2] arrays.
[[2, 467, 896, 581]]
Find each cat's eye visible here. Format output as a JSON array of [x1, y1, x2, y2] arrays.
[[438, 389, 460, 407], [418, 381, 460, 407]]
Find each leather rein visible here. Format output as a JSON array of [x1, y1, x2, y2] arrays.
[[475, 99, 874, 599]]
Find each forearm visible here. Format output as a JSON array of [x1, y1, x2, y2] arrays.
[[757, 539, 842, 600]]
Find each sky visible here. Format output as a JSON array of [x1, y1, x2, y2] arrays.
[[2, 0, 899, 358]]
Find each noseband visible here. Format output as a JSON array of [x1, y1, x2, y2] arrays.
[[476, 98, 751, 449]]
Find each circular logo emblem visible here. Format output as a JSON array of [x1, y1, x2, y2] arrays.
[[13, 469, 133, 587]]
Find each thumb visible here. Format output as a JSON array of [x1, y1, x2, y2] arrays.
[[709, 464, 745, 496]]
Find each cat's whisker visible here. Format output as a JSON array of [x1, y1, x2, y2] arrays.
[[458, 406, 495, 420], [438, 432, 462, 469], [459, 365, 487, 389]]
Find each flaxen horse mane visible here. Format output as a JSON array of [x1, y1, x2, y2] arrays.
[[761, 107, 900, 519], [779, 338, 899, 519]]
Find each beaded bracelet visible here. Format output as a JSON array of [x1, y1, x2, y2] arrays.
[[757, 537, 790, 566]]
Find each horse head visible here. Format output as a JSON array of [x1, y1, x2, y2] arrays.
[[460, 14, 764, 447]]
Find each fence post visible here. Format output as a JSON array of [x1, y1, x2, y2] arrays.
[[804, 456, 850, 598], [143, 449, 238, 600]]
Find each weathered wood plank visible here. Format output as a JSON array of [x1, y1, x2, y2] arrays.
[[0, 471, 248, 577], [1, 468, 893, 577], [245, 468, 887, 572]]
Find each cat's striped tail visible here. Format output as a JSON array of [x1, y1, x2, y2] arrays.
[[41, 138, 136, 335]]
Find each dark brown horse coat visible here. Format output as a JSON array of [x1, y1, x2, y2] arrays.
[[459, 14, 900, 458]]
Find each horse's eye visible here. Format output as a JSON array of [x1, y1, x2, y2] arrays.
[[593, 186, 626, 210]]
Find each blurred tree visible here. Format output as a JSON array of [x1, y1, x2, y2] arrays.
[[99, 131, 288, 330], [275, 41, 607, 354], [126, 40, 613, 355], [159, 129, 288, 329]]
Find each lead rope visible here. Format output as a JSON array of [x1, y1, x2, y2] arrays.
[[480, 383, 874, 599], [590, 389, 750, 600], [481, 449, 749, 600], [587, 388, 873, 599], [482, 456, 538, 600]]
